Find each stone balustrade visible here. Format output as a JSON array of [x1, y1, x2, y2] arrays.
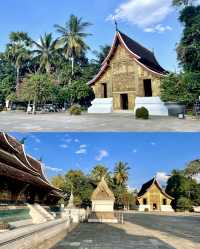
[[0, 218, 72, 249]]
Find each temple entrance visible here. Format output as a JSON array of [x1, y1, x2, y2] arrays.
[[153, 203, 157, 210], [120, 94, 128, 110], [144, 79, 152, 97], [102, 83, 107, 98]]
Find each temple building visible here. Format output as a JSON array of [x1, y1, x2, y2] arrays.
[[88, 30, 168, 115], [137, 177, 174, 212], [88, 177, 118, 223], [0, 132, 62, 205]]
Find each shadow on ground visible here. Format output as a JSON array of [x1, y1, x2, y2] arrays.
[[125, 213, 200, 244], [53, 222, 174, 249]]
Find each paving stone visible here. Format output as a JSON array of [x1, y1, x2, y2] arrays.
[[53, 213, 200, 249], [1, 112, 200, 132]]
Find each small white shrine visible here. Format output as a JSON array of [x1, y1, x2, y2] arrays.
[[88, 177, 118, 223]]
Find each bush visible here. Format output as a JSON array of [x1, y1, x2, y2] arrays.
[[135, 107, 149, 119], [68, 105, 82, 115], [176, 197, 192, 211]]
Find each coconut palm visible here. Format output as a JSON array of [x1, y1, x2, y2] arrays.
[[172, 0, 195, 6], [54, 14, 91, 76], [90, 165, 109, 182], [114, 161, 130, 186], [184, 160, 200, 178], [6, 32, 31, 89], [32, 33, 57, 74]]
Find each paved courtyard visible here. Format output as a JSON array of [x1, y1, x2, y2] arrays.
[[54, 213, 200, 249], [0, 112, 200, 131]]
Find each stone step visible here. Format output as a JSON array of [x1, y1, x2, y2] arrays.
[[88, 98, 113, 113]]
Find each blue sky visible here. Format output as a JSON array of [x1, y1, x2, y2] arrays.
[[10, 132, 200, 189], [0, 0, 183, 71]]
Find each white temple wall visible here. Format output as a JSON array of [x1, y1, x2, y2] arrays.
[[92, 200, 114, 212]]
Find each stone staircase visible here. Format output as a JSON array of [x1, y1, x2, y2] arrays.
[[88, 98, 113, 113], [134, 97, 168, 116], [27, 204, 54, 224], [88, 212, 118, 223]]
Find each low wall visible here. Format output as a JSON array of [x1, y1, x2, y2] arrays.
[[0, 218, 74, 249]]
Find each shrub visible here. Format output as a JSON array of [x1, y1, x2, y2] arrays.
[[176, 197, 192, 212], [68, 105, 82, 115], [144, 208, 149, 212], [135, 107, 149, 119]]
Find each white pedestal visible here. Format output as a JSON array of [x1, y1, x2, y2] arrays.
[[88, 98, 113, 113], [160, 205, 174, 212], [138, 205, 151, 212], [134, 97, 168, 116]]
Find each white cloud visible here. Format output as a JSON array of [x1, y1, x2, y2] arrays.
[[45, 166, 63, 173], [30, 135, 41, 143], [133, 149, 138, 153], [80, 144, 87, 149], [107, 0, 173, 33], [62, 138, 72, 143], [75, 144, 87, 155], [74, 139, 80, 143], [151, 142, 156, 146], [95, 150, 109, 161], [144, 24, 172, 33], [60, 144, 68, 149], [156, 172, 170, 183], [76, 148, 87, 155]]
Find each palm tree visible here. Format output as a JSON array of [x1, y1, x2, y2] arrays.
[[172, 0, 196, 6], [184, 160, 200, 178], [6, 32, 32, 89], [54, 14, 91, 76], [114, 161, 130, 186], [91, 165, 109, 182], [32, 33, 57, 74]]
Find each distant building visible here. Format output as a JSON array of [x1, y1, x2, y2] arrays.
[[88, 30, 168, 115], [137, 177, 174, 212], [89, 177, 118, 223], [0, 132, 62, 205], [91, 177, 115, 212]]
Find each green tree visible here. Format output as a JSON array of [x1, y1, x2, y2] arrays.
[[6, 32, 31, 89], [166, 170, 200, 209], [176, 5, 200, 72], [32, 33, 57, 74], [90, 165, 110, 182], [114, 161, 130, 186], [0, 76, 16, 104], [172, 0, 196, 7], [51, 175, 66, 190], [61, 80, 94, 107], [184, 159, 200, 177], [20, 73, 55, 113], [65, 170, 93, 208], [176, 196, 192, 211], [161, 72, 200, 105], [55, 14, 92, 76], [94, 45, 111, 65]]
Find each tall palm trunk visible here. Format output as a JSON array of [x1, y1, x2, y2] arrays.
[[16, 66, 20, 90], [71, 56, 74, 76], [32, 95, 36, 114]]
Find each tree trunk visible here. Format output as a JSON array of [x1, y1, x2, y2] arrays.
[[16, 67, 20, 90], [32, 96, 36, 114], [71, 57, 74, 76]]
